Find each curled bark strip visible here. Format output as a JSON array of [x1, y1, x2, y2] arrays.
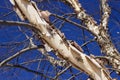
[[9, 0, 112, 80]]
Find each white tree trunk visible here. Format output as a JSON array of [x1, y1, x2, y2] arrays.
[[9, 0, 112, 80], [64, 0, 120, 74]]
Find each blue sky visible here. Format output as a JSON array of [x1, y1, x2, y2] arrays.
[[0, 0, 120, 80]]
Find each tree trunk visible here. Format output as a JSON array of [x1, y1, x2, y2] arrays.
[[9, 0, 112, 80]]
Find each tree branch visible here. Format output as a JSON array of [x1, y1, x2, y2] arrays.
[[9, 0, 112, 80], [100, 0, 111, 30], [0, 20, 34, 28], [5, 63, 53, 79], [0, 45, 43, 67], [53, 65, 71, 79], [63, 0, 120, 75]]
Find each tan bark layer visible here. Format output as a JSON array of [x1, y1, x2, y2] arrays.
[[9, 0, 112, 80]]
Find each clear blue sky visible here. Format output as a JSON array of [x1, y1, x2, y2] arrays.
[[0, 0, 120, 80]]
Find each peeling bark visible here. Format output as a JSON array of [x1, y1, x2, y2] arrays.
[[63, 0, 120, 75], [9, 0, 112, 80]]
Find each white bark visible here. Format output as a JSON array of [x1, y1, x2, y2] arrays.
[[9, 0, 112, 80], [64, 0, 120, 74]]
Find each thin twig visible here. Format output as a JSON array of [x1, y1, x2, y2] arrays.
[[0, 20, 35, 29], [0, 45, 44, 67], [5, 63, 53, 79], [51, 13, 89, 31], [81, 38, 96, 47], [53, 64, 71, 79], [67, 72, 82, 80]]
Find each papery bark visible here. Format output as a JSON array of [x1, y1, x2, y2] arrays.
[[9, 0, 112, 80], [63, 0, 120, 75]]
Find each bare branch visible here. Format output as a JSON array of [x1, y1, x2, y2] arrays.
[[81, 37, 96, 47], [100, 0, 111, 30], [53, 64, 71, 79], [62, 0, 100, 36], [9, 0, 112, 80], [68, 72, 82, 80], [5, 63, 53, 79], [0, 45, 43, 67], [0, 20, 34, 28], [51, 13, 89, 31], [63, 0, 120, 75]]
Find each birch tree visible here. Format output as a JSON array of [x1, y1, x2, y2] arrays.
[[0, 0, 120, 80]]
